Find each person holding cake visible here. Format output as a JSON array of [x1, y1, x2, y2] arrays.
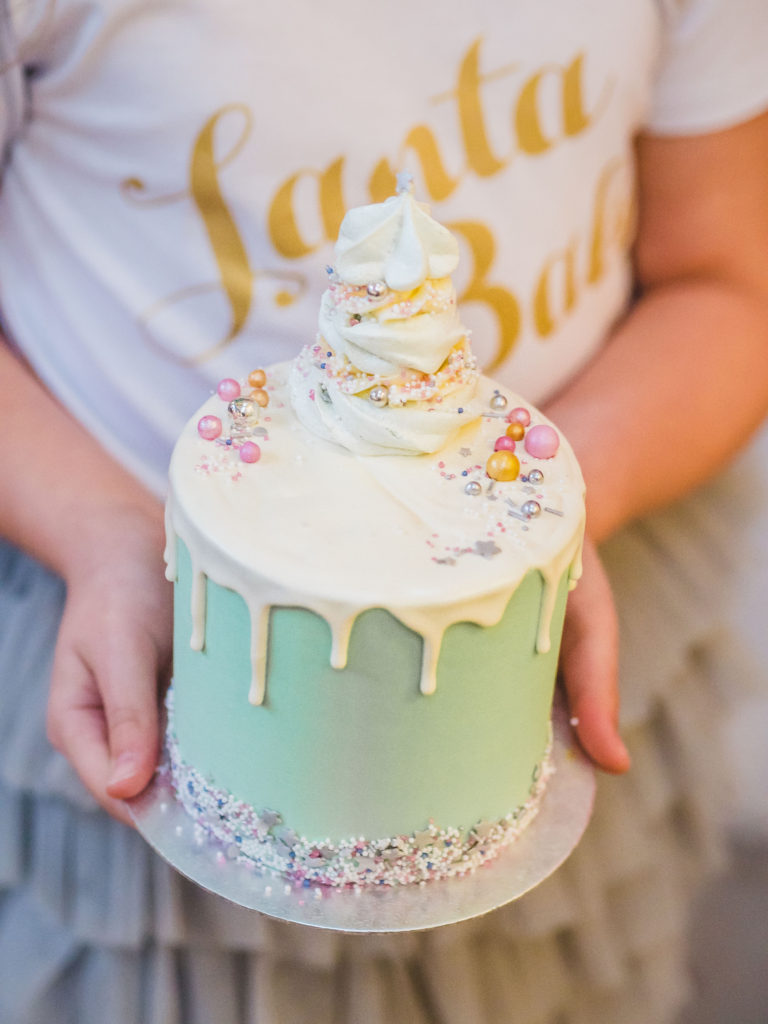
[[1, 0, 767, 1021]]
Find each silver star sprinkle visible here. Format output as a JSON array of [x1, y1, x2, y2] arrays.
[[396, 170, 414, 194], [473, 540, 501, 559]]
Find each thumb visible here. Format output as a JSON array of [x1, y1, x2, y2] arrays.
[[563, 633, 631, 775], [560, 540, 631, 774], [103, 636, 162, 800]]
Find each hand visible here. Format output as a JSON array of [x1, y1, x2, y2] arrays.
[[46, 504, 172, 825], [559, 535, 631, 774]]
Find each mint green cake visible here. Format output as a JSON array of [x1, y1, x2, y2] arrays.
[[164, 184, 585, 887]]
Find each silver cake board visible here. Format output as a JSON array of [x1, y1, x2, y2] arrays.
[[127, 701, 595, 932]]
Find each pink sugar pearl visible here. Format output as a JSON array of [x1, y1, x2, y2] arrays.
[[197, 415, 222, 441], [494, 435, 516, 452], [239, 441, 261, 463], [217, 378, 241, 402], [507, 406, 531, 427], [524, 423, 560, 459]]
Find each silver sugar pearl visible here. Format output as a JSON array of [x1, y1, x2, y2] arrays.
[[490, 393, 508, 411], [366, 281, 387, 297], [528, 468, 544, 484], [228, 396, 257, 438], [464, 480, 482, 496], [369, 385, 389, 407], [228, 396, 256, 421], [521, 500, 542, 519], [319, 382, 332, 404]]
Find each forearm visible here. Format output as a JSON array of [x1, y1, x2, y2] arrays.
[[1, 342, 163, 580], [547, 275, 768, 544]]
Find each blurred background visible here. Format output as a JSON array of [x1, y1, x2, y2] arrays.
[[679, 424, 768, 1024]]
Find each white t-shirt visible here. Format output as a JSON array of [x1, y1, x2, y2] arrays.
[[1, 0, 767, 494]]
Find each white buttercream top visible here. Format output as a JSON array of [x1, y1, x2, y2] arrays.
[[166, 365, 585, 702]]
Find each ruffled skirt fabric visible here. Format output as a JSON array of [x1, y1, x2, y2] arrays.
[[1, 450, 764, 1024]]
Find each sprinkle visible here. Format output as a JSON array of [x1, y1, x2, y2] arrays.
[[164, 688, 553, 889]]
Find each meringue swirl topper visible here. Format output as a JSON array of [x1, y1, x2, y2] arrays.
[[335, 173, 460, 292], [290, 178, 482, 456]]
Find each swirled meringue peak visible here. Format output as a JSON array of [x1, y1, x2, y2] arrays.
[[335, 184, 459, 291], [290, 185, 482, 456]]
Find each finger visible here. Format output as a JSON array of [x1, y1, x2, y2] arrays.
[[48, 648, 137, 826]]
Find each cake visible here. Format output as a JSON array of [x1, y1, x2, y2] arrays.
[[163, 179, 585, 888]]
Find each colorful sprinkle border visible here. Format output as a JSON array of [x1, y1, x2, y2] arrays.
[[164, 688, 554, 888]]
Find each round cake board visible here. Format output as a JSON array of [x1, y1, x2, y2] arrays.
[[127, 701, 595, 933]]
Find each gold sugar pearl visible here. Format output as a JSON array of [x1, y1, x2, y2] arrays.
[[248, 369, 267, 389], [506, 421, 525, 441], [486, 451, 520, 482], [250, 388, 270, 408]]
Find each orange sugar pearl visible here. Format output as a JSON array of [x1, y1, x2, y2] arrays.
[[250, 388, 270, 408], [486, 451, 520, 482], [248, 369, 267, 389], [506, 421, 525, 441]]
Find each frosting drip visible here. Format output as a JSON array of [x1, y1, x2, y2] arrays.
[[166, 191, 585, 711], [167, 509, 579, 706], [165, 368, 585, 707]]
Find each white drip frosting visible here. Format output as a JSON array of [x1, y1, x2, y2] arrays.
[[166, 366, 585, 706], [167, 192, 584, 704]]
